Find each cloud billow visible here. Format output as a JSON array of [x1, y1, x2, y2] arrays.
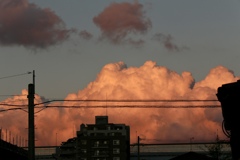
[[0, 61, 239, 145], [0, 0, 73, 49], [152, 33, 189, 52], [93, 1, 151, 45]]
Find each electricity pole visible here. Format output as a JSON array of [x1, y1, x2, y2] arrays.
[[137, 136, 140, 160], [28, 70, 35, 160]]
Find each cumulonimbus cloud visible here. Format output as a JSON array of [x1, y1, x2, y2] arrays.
[[0, 61, 238, 146], [0, 0, 73, 49]]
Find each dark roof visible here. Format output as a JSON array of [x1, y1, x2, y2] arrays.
[[169, 152, 217, 160]]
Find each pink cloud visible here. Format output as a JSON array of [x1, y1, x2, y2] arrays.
[[93, 1, 151, 45]]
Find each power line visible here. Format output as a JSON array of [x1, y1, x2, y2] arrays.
[[0, 105, 221, 114], [0, 108, 28, 113], [0, 71, 32, 103], [0, 99, 221, 114], [0, 103, 28, 107], [44, 104, 221, 109], [0, 99, 220, 108], [0, 72, 31, 80], [34, 99, 219, 106]]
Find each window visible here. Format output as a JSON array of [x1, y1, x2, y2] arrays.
[[96, 133, 105, 136], [81, 149, 87, 154], [113, 157, 120, 160], [81, 140, 87, 145], [115, 126, 122, 130], [113, 148, 120, 154], [115, 132, 122, 136], [113, 140, 120, 145], [94, 150, 99, 155], [94, 141, 99, 147]]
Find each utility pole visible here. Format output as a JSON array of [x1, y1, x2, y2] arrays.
[[137, 136, 140, 160], [28, 70, 35, 160]]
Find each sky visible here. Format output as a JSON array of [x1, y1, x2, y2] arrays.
[[0, 0, 240, 146]]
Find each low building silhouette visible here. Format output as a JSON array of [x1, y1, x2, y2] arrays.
[[0, 139, 28, 160], [57, 115, 130, 160], [56, 137, 77, 159], [169, 151, 217, 160]]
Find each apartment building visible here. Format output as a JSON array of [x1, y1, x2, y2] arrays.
[[57, 116, 130, 160]]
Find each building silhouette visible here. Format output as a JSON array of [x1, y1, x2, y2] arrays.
[[169, 151, 217, 160], [57, 116, 130, 160], [56, 137, 77, 159]]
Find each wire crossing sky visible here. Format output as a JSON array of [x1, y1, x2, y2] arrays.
[[0, 0, 239, 146]]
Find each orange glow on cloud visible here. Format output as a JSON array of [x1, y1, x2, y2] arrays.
[[0, 61, 238, 146]]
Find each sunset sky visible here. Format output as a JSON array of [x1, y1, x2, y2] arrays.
[[0, 0, 240, 146]]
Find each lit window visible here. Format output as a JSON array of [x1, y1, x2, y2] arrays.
[[95, 150, 99, 155], [113, 140, 120, 145], [95, 141, 99, 147], [81, 149, 87, 153], [113, 148, 120, 154]]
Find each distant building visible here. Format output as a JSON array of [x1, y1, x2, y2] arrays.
[[56, 137, 77, 160], [39, 142, 231, 160], [57, 116, 130, 160], [169, 151, 217, 160]]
